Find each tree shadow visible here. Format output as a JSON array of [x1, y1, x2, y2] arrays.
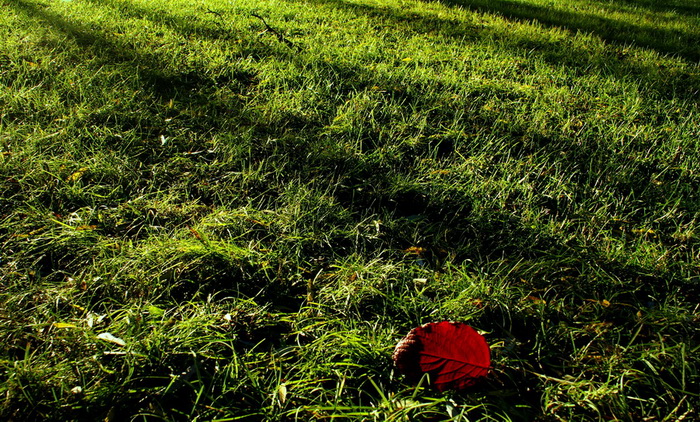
[[8, 0, 698, 286], [5, 2, 698, 419], [81, 0, 234, 42], [600, 0, 700, 18], [7, 0, 258, 135], [257, 49, 699, 301], [442, 0, 700, 62], [290, 0, 698, 103], [8, 0, 698, 292]]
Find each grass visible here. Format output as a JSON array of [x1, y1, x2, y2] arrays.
[[0, 0, 698, 420]]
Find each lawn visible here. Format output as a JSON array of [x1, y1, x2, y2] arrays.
[[1, 0, 698, 420]]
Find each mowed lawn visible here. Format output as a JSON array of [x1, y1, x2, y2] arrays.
[[1, 0, 698, 420]]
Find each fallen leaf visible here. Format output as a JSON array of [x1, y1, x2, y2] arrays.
[[526, 295, 546, 305], [97, 332, 126, 347], [67, 167, 88, 182], [404, 246, 426, 255], [277, 383, 287, 404], [393, 321, 490, 391]]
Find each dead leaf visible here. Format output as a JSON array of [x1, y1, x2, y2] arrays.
[[525, 296, 546, 305], [404, 246, 426, 255], [67, 167, 88, 182], [277, 383, 287, 404], [97, 332, 126, 347]]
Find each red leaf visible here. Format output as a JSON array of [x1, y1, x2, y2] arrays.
[[392, 321, 490, 391]]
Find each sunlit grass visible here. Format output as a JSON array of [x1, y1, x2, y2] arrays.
[[1, 0, 698, 420]]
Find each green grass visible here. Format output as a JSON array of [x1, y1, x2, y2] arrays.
[[1, 0, 698, 420]]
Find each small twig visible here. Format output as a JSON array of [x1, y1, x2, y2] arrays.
[[205, 9, 223, 19], [251, 13, 302, 53], [205, 9, 225, 27]]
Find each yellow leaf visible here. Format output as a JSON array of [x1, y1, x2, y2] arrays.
[[429, 169, 450, 175], [67, 167, 88, 182], [404, 246, 426, 255], [54, 322, 78, 329]]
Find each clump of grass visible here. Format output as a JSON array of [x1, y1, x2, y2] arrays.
[[1, 0, 698, 420]]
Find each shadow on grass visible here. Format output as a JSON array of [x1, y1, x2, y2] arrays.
[[291, 0, 699, 102], [7, 0, 698, 298], [7, 0, 698, 299], [81, 0, 234, 42], [4, 0, 266, 212], [605, 0, 700, 17], [7, 0, 256, 134], [3, 2, 697, 420], [443, 0, 700, 62]]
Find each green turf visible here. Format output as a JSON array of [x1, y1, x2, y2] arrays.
[[1, 0, 698, 420]]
